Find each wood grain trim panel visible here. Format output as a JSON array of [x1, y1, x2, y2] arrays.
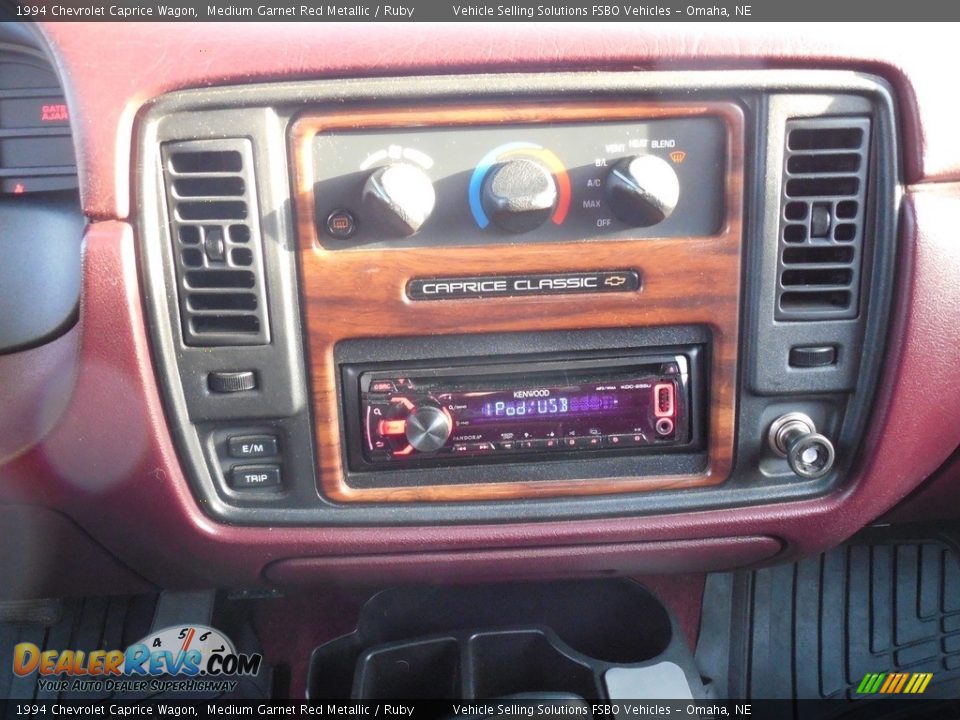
[[290, 101, 744, 503]]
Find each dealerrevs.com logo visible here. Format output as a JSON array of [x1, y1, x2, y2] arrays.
[[12, 625, 262, 694]]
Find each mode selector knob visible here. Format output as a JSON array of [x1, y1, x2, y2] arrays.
[[405, 405, 453, 453], [362, 163, 436, 237], [605, 155, 680, 227], [481, 158, 558, 234]]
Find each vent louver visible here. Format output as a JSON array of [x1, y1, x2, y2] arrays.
[[161, 139, 270, 346], [776, 118, 871, 321]]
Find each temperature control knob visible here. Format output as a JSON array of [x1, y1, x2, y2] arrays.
[[605, 155, 680, 227], [361, 163, 436, 237], [481, 158, 558, 234], [404, 405, 453, 453]]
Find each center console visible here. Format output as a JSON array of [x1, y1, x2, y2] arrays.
[[137, 70, 898, 525]]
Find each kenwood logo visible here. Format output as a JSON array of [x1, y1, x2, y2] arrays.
[[513, 389, 551, 398]]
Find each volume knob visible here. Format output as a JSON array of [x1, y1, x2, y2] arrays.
[[362, 163, 436, 237], [605, 155, 680, 227], [404, 405, 453, 453]]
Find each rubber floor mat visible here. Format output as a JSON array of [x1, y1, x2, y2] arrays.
[[696, 533, 960, 707]]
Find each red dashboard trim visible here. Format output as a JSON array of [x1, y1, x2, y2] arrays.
[[2, 25, 959, 590], [34, 22, 957, 219], [2, 184, 960, 588]]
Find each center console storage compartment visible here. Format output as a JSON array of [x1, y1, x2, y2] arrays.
[[308, 579, 703, 700]]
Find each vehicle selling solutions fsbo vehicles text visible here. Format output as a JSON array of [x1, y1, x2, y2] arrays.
[[450, 4, 750, 16]]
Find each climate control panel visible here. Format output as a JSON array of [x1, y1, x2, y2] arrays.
[[308, 115, 726, 247]]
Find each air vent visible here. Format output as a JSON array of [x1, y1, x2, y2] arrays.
[[776, 118, 870, 321], [0, 50, 78, 194], [161, 139, 270, 346]]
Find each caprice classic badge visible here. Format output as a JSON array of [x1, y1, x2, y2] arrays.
[[406, 270, 641, 300]]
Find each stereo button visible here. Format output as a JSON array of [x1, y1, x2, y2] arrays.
[[405, 405, 453, 452], [518, 438, 562, 451], [564, 436, 603, 449], [607, 433, 648, 447], [228, 435, 279, 459], [369, 380, 398, 394]]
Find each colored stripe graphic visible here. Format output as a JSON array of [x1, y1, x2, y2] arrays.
[[857, 671, 933, 694], [856, 674, 877, 693], [913, 673, 933, 693], [890, 673, 913, 692], [891, 673, 909, 693]]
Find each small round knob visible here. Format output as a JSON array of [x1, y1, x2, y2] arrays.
[[208, 370, 256, 394], [768, 412, 836, 480], [481, 158, 558, 233], [785, 432, 835, 480], [361, 163, 436, 237], [605, 155, 680, 227], [404, 405, 452, 453]]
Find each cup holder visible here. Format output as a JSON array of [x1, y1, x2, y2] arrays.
[[466, 629, 601, 700], [353, 637, 461, 699], [308, 579, 697, 700]]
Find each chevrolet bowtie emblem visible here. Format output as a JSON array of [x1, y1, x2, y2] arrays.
[[604, 276, 627, 287]]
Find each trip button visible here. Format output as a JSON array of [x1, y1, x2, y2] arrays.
[[228, 434, 279, 458], [231, 465, 281, 490]]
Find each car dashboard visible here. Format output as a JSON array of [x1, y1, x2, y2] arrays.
[[0, 20, 958, 598]]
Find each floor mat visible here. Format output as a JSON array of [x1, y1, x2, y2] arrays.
[[696, 529, 960, 705]]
